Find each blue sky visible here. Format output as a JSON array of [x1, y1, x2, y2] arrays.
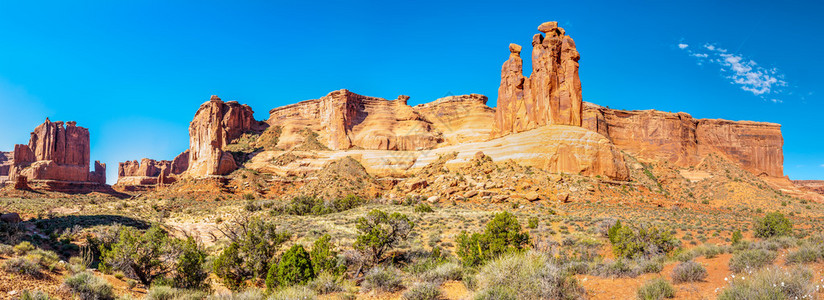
[[1, 0, 821, 184]]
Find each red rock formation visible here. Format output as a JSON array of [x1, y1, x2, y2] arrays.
[[7, 119, 105, 187], [188, 96, 260, 176], [582, 104, 784, 177], [268, 89, 443, 151], [171, 150, 189, 174], [0, 151, 12, 181], [793, 180, 824, 196], [494, 22, 582, 137], [413, 94, 495, 145], [118, 159, 172, 177]]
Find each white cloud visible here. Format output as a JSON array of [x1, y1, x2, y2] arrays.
[[820, 163, 824, 168], [678, 41, 787, 100], [678, 43, 689, 49]]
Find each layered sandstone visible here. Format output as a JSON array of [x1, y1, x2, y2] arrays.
[[268, 89, 443, 151], [188, 96, 261, 177], [6, 119, 106, 188], [494, 21, 582, 137], [793, 180, 824, 196], [582, 103, 784, 177], [0, 151, 11, 184], [413, 94, 495, 145]]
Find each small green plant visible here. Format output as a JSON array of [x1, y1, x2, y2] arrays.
[[414, 203, 434, 213], [608, 222, 679, 259], [731, 230, 743, 245], [63, 272, 114, 300], [362, 266, 404, 293], [456, 211, 530, 266], [718, 266, 815, 300], [18, 290, 51, 300], [353, 209, 414, 264], [728, 249, 776, 273], [402, 282, 441, 300], [527, 217, 539, 229], [671, 261, 707, 283], [637, 278, 675, 299], [309, 234, 343, 275], [2, 257, 41, 277], [173, 237, 209, 290], [753, 212, 792, 238], [266, 244, 315, 290], [14, 241, 35, 255]]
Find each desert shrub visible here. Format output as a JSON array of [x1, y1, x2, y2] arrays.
[[718, 266, 815, 300], [728, 249, 776, 273], [331, 194, 365, 212], [63, 272, 114, 300], [206, 289, 266, 300], [592, 259, 640, 278], [354, 209, 414, 264], [636, 278, 674, 300], [283, 196, 330, 216], [527, 217, 539, 229], [671, 261, 707, 283], [266, 244, 315, 290], [414, 203, 434, 213], [421, 261, 463, 282], [173, 237, 209, 290], [362, 266, 404, 293], [456, 211, 530, 266], [731, 230, 742, 245], [753, 212, 792, 238], [608, 222, 679, 259], [268, 285, 316, 300], [146, 285, 207, 300], [307, 271, 351, 294], [0, 244, 14, 256], [309, 234, 343, 275], [19, 290, 51, 300], [473, 251, 584, 300], [26, 249, 60, 270], [100, 226, 179, 286], [213, 217, 290, 290], [2, 257, 41, 277], [638, 258, 664, 274], [403, 282, 441, 300], [14, 241, 35, 255], [785, 245, 822, 264]]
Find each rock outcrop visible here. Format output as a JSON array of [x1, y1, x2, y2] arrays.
[[793, 180, 824, 196], [6, 119, 106, 189], [582, 103, 784, 178], [268, 89, 443, 151], [188, 96, 261, 177], [414, 94, 495, 145], [494, 21, 582, 137], [0, 151, 11, 185]]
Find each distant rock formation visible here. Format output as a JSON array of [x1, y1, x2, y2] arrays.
[[582, 103, 784, 178], [494, 21, 583, 137], [793, 180, 824, 196], [6, 119, 106, 190], [188, 95, 262, 176], [0, 151, 12, 185]]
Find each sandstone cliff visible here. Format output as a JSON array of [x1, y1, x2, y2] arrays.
[[0, 151, 11, 185], [494, 21, 583, 137], [414, 94, 495, 145], [793, 180, 824, 197], [582, 103, 784, 178], [187, 96, 262, 177], [268, 89, 443, 151], [7, 119, 106, 188]]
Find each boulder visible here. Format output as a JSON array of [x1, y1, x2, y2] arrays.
[[426, 195, 440, 203], [0, 213, 21, 223]]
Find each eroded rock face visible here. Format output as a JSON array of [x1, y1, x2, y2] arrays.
[[582, 104, 784, 177], [494, 22, 582, 137], [268, 89, 444, 151], [7, 119, 105, 187], [188, 96, 260, 176], [0, 151, 12, 181], [119, 159, 172, 177], [414, 94, 495, 145], [793, 180, 824, 196]]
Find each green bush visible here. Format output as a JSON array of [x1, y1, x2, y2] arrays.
[[414, 203, 434, 213], [354, 209, 414, 264], [731, 230, 743, 245], [403, 282, 441, 300], [307, 271, 351, 294], [14, 241, 35, 255], [636, 278, 674, 300], [728, 249, 776, 273], [527, 217, 539, 229], [607, 222, 679, 259], [100, 226, 178, 286], [362, 266, 404, 293], [456, 211, 530, 266], [309, 234, 343, 275], [473, 251, 584, 300], [266, 244, 315, 290], [718, 266, 815, 300], [753, 212, 792, 238], [671, 261, 707, 283], [26, 249, 60, 270], [2, 257, 41, 277], [145, 285, 207, 300], [63, 272, 114, 300], [282, 194, 365, 216], [213, 217, 291, 291], [173, 237, 209, 290], [785, 245, 822, 264]]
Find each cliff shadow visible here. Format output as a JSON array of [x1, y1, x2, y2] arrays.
[[32, 214, 150, 234]]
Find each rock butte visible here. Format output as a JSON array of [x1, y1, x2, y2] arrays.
[[1, 118, 106, 191], [0, 21, 807, 197]]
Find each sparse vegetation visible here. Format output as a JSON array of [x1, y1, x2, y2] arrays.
[[456, 211, 530, 266], [753, 212, 792, 238], [636, 278, 675, 300]]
